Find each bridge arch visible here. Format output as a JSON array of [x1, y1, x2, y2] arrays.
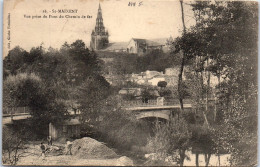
[[136, 110, 171, 120]]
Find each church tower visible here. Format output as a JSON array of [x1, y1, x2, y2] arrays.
[[90, 3, 109, 50]]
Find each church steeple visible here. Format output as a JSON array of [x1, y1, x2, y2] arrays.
[[97, 3, 102, 19], [90, 3, 109, 50], [95, 3, 105, 34]]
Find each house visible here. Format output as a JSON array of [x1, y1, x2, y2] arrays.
[[49, 119, 81, 140], [165, 67, 179, 76], [128, 69, 180, 87], [148, 75, 166, 86], [96, 37, 173, 54], [127, 38, 164, 55], [136, 78, 146, 85], [129, 70, 166, 86], [119, 88, 142, 97], [142, 70, 163, 79]]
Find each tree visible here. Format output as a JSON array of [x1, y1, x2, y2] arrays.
[[178, 0, 186, 111], [141, 88, 158, 103], [3, 46, 29, 75], [191, 124, 215, 167], [148, 116, 192, 166], [2, 126, 26, 165], [3, 73, 42, 109], [75, 75, 111, 123], [158, 89, 172, 98], [175, 1, 258, 165], [3, 73, 67, 124], [157, 81, 167, 88], [69, 40, 102, 83], [3, 40, 108, 125], [96, 102, 151, 151], [104, 50, 177, 77]]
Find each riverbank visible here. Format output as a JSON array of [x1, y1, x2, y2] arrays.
[[3, 137, 134, 166], [18, 155, 132, 166]]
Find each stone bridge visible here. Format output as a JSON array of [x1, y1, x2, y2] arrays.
[[3, 113, 31, 125], [124, 104, 193, 120], [3, 101, 193, 124]]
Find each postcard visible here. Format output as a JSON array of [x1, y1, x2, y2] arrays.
[[2, 0, 258, 166]]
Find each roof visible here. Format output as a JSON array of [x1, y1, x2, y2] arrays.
[[102, 42, 128, 51], [132, 38, 147, 44], [151, 74, 165, 78], [63, 119, 80, 125], [146, 40, 163, 47], [132, 38, 164, 47]]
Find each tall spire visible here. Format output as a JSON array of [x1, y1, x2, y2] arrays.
[[95, 3, 105, 34], [90, 3, 109, 50]]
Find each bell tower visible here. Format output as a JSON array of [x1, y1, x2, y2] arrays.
[[90, 3, 109, 50]]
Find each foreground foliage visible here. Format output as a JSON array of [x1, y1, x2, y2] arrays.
[[174, 1, 257, 166], [3, 40, 110, 127]]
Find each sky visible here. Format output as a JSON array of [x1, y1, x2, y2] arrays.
[[3, 0, 195, 56]]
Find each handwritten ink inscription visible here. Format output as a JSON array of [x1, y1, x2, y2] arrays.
[[128, 1, 143, 7]]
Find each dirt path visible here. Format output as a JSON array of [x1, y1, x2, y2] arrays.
[[18, 155, 127, 166], [3, 137, 134, 166], [14, 140, 134, 166]]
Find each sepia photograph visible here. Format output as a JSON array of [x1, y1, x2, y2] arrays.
[[2, 0, 258, 166]]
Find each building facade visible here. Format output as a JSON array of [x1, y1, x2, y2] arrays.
[[127, 38, 164, 55], [90, 4, 109, 50]]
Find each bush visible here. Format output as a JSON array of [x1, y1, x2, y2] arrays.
[[96, 109, 151, 152], [2, 125, 30, 165], [158, 89, 172, 97], [147, 116, 192, 166], [157, 81, 167, 88]]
